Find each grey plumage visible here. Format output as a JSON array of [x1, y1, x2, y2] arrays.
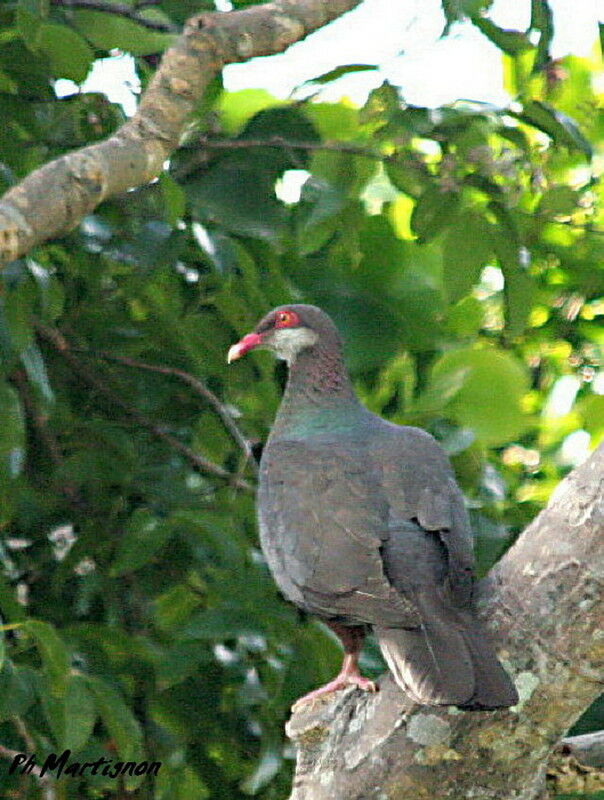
[[229, 304, 518, 709]]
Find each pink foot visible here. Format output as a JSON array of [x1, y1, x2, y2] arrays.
[[292, 656, 378, 712]]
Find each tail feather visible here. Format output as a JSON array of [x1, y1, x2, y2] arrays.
[[375, 597, 518, 710], [454, 616, 519, 710]]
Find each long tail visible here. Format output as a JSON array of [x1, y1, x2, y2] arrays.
[[375, 599, 518, 710]]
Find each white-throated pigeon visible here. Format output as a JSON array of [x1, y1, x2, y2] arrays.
[[228, 304, 518, 710]]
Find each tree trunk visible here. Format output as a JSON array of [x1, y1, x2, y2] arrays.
[[286, 444, 604, 799]]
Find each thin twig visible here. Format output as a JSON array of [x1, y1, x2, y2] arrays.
[[179, 136, 604, 236], [36, 325, 253, 492], [171, 134, 385, 180], [79, 350, 258, 476], [196, 135, 384, 159], [13, 717, 35, 754], [50, 0, 175, 32]]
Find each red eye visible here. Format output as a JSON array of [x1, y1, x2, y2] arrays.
[[274, 310, 299, 328]]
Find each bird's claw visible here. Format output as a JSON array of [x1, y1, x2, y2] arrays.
[[291, 674, 377, 712]]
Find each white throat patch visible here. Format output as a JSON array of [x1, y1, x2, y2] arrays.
[[272, 327, 318, 364]]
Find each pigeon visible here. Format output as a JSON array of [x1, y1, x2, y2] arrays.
[[228, 304, 518, 710]]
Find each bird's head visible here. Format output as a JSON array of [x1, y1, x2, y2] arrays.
[[227, 304, 341, 366]]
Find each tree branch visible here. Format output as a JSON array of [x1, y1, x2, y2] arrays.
[[195, 134, 383, 158], [548, 732, 604, 796], [0, 0, 363, 266], [286, 443, 604, 800], [50, 0, 175, 32], [36, 324, 253, 492], [559, 731, 604, 769], [170, 133, 385, 179], [79, 348, 258, 475]]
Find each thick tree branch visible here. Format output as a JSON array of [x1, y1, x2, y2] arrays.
[[546, 731, 604, 796], [559, 731, 604, 769], [0, 0, 362, 266], [286, 444, 604, 800]]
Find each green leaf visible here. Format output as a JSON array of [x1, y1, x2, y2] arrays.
[[360, 80, 401, 125], [155, 641, 211, 689], [85, 676, 144, 788], [18, 0, 49, 15], [516, 101, 592, 156], [20, 343, 54, 403], [411, 186, 459, 243], [0, 382, 25, 481], [538, 186, 578, 217], [217, 89, 283, 135], [63, 674, 96, 752], [183, 607, 268, 640], [411, 365, 470, 416], [160, 172, 186, 226], [446, 296, 484, 337], [159, 0, 212, 24], [38, 276, 65, 322], [304, 63, 378, 86], [1, 278, 35, 353], [385, 154, 429, 198], [0, 664, 36, 721], [429, 348, 530, 444], [577, 395, 604, 438], [72, 9, 173, 56], [530, 0, 554, 72], [22, 619, 69, 695], [555, 794, 604, 800], [186, 162, 287, 244], [155, 765, 210, 800], [36, 23, 94, 82], [110, 508, 174, 576], [503, 266, 535, 339], [491, 225, 535, 337], [443, 213, 493, 302], [154, 583, 201, 633], [441, 0, 490, 30], [39, 675, 65, 743], [0, 573, 25, 622], [471, 17, 533, 55], [16, 8, 41, 48], [304, 102, 360, 140]]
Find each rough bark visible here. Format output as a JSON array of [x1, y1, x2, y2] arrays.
[[547, 732, 604, 796], [558, 731, 604, 769], [286, 443, 604, 800], [0, 0, 362, 267]]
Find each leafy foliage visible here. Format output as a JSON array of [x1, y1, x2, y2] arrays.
[[0, 0, 602, 798]]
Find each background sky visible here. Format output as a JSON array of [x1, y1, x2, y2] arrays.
[[75, 0, 602, 115]]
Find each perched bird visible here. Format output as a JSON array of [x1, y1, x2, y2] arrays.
[[228, 305, 518, 710]]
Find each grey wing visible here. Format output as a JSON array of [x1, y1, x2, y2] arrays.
[[258, 439, 420, 626], [372, 422, 475, 607]]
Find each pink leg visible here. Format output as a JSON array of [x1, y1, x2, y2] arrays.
[[292, 623, 378, 711]]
